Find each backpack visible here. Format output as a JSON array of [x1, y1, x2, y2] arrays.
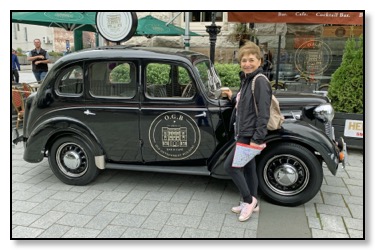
[[252, 74, 284, 130]]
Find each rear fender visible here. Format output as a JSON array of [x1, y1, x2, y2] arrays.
[[23, 117, 104, 163]]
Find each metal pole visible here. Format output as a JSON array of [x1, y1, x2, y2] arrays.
[[184, 12, 190, 50], [205, 12, 221, 64], [275, 35, 282, 89]]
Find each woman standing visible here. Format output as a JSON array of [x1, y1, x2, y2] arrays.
[[221, 41, 272, 222]]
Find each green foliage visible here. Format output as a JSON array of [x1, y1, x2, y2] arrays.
[[111, 64, 131, 82], [215, 63, 241, 87], [328, 35, 363, 114], [48, 51, 63, 57]]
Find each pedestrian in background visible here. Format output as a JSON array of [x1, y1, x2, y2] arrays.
[[27, 38, 51, 83], [221, 41, 272, 222], [12, 48, 21, 84]]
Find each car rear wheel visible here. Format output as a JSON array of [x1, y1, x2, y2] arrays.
[[48, 136, 99, 185], [257, 143, 323, 206]]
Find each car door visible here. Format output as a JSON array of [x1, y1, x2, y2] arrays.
[[83, 60, 142, 162], [140, 61, 217, 164]]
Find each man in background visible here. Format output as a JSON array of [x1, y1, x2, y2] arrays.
[[12, 48, 21, 84], [27, 38, 51, 83]]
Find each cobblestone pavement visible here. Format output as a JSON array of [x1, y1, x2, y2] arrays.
[[11, 138, 363, 238]]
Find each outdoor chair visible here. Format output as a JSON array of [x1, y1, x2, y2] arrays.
[[22, 82, 33, 98], [12, 87, 25, 129]]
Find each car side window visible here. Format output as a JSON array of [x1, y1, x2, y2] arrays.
[[89, 61, 136, 98], [145, 62, 196, 99], [55, 65, 83, 96]]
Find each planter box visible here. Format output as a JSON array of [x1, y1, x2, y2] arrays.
[[333, 112, 363, 150]]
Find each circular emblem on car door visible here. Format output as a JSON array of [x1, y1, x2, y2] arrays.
[[149, 111, 201, 160]]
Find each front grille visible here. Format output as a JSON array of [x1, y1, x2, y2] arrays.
[[325, 122, 335, 140]]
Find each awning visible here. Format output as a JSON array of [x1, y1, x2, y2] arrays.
[[228, 12, 363, 25]]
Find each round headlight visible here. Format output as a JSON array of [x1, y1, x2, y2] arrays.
[[313, 104, 335, 122]]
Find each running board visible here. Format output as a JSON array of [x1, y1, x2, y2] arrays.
[[106, 163, 211, 176]]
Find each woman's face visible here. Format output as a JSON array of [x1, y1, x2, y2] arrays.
[[240, 53, 261, 75]]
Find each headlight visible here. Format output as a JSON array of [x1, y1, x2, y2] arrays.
[[313, 104, 335, 122]]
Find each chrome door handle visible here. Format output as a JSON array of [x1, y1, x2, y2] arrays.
[[84, 109, 96, 116], [195, 112, 206, 118]]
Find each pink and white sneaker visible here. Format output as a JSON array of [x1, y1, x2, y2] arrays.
[[238, 197, 258, 222], [231, 200, 259, 214]]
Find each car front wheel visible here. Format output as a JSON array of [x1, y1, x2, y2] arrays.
[[257, 143, 323, 206], [48, 136, 99, 185]]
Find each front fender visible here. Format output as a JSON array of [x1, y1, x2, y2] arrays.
[[274, 121, 340, 175], [209, 120, 340, 178], [23, 117, 104, 163]]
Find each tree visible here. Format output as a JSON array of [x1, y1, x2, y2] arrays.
[[328, 34, 363, 114]]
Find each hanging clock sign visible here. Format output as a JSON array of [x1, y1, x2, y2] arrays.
[[96, 12, 138, 43]]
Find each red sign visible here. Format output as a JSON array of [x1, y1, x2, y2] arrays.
[[228, 12, 363, 25]]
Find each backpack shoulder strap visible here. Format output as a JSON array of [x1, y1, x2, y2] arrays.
[[251, 73, 269, 94]]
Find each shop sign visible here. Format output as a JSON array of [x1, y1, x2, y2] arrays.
[[344, 119, 363, 138]]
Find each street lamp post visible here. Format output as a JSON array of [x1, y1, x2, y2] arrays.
[[205, 12, 221, 64]]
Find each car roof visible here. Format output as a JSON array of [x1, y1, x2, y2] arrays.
[[55, 46, 208, 66]]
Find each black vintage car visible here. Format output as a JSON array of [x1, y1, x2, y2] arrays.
[[13, 46, 347, 206]]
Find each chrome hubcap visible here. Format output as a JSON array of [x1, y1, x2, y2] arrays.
[[56, 142, 88, 178], [264, 154, 309, 196]]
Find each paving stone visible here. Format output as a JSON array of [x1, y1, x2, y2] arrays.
[[324, 176, 346, 187], [12, 190, 37, 201], [63, 227, 101, 238], [320, 184, 350, 195], [52, 200, 87, 213], [166, 214, 202, 228], [320, 214, 347, 233], [28, 199, 61, 215], [347, 185, 364, 197], [183, 200, 208, 216], [85, 211, 118, 230], [154, 201, 187, 214], [111, 213, 146, 227], [347, 228, 364, 238], [121, 189, 147, 203], [97, 225, 127, 238], [27, 189, 57, 203], [307, 216, 321, 229], [191, 190, 222, 202], [223, 213, 258, 230], [311, 229, 349, 238], [198, 212, 225, 231], [12, 226, 44, 238], [316, 204, 351, 217], [321, 192, 346, 207], [30, 211, 65, 229], [74, 189, 102, 203], [219, 226, 245, 238], [103, 201, 136, 214], [183, 228, 219, 238], [343, 217, 363, 231], [244, 229, 257, 238], [78, 200, 110, 216], [343, 194, 363, 206], [141, 211, 170, 230], [50, 191, 81, 201], [130, 200, 159, 215], [170, 189, 194, 204], [343, 178, 363, 187], [12, 200, 39, 213], [57, 213, 93, 227], [144, 191, 174, 202], [347, 203, 363, 219], [37, 224, 71, 238], [96, 191, 128, 202], [121, 227, 159, 238], [12, 212, 41, 226], [157, 225, 185, 238]]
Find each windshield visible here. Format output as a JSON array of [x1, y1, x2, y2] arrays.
[[194, 60, 222, 99]]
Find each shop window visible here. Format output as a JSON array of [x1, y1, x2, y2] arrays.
[[188, 12, 223, 22]]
